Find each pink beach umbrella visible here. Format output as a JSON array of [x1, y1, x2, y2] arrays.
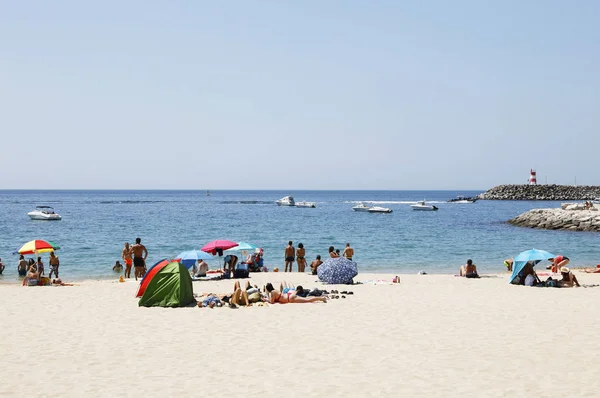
[[200, 240, 238, 255]]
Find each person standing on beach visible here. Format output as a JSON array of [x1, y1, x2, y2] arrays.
[[284, 241, 295, 272], [131, 238, 148, 281], [296, 243, 306, 273], [48, 251, 60, 278], [343, 243, 354, 261], [122, 242, 133, 278], [0, 258, 4, 275]]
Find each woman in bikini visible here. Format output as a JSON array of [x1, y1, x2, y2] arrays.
[[265, 283, 326, 304], [296, 243, 307, 273]]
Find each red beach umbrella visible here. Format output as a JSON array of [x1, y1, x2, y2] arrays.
[[200, 240, 238, 255]]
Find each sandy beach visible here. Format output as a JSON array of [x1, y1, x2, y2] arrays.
[[2, 271, 600, 397]]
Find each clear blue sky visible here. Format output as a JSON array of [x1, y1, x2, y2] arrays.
[[1, 1, 598, 189]]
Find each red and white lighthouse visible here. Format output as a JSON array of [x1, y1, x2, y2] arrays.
[[529, 169, 537, 185]]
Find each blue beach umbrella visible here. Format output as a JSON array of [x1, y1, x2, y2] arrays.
[[175, 250, 213, 269], [317, 257, 358, 285], [509, 249, 555, 284], [224, 242, 257, 253]]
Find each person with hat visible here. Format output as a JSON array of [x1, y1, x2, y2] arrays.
[[557, 267, 580, 287]]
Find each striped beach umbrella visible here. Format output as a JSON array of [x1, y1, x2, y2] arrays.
[[17, 240, 59, 255]]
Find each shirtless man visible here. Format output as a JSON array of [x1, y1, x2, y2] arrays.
[[459, 259, 479, 278], [343, 243, 354, 261], [122, 242, 133, 278], [48, 251, 60, 278], [310, 255, 323, 275], [131, 238, 148, 281], [284, 241, 295, 272]]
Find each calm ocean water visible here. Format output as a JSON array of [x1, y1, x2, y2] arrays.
[[1, 190, 598, 281]]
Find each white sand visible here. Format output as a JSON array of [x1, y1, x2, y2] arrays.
[[2, 271, 600, 397]]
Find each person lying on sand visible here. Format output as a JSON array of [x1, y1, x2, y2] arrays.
[[557, 267, 580, 287], [265, 283, 327, 304], [231, 281, 267, 306], [583, 265, 600, 273], [459, 259, 479, 278]]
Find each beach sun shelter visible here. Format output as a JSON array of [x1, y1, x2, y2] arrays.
[[138, 261, 195, 307]]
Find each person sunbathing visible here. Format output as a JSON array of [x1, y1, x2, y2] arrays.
[[557, 267, 580, 287], [265, 283, 326, 304], [583, 265, 600, 273], [231, 281, 266, 306]]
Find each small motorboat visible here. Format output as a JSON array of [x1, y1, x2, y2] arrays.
[[448, 195, 478, 203], [28, 206, 62, 220], [368, 206, 393, 214], [411, 201, 438, 211], [275, 196, 295, 206], [352, 203, 371, 212], [296, 201, 316, 208]]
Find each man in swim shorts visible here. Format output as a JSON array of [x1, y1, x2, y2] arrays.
[[284, 241, 295, 272], [131, 238, 148, 281], [122, 242, 133, 278], [343, 243, 354, 261]]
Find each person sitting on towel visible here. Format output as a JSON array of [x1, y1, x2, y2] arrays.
[[459, 259, 479, 278]]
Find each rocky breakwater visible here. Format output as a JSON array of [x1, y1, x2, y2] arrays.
[[479, 184, 600, 200], [508, 205, 600, 232]]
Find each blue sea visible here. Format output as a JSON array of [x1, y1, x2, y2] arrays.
[[1, 190, 598, 281]]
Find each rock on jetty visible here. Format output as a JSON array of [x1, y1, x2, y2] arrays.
[[508, 208, 600, 232], [479, 184, 600, 200]]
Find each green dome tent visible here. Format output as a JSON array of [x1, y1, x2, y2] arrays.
[[138, 261, 195, 308]]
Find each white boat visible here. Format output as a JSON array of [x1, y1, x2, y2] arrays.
[[28, 206, 62, 220], [352, 203, 371, 212], [275, 196, 295, 206], [368, 206, 393, 214], [296, 201, 316, 208], [411, 201, 438, 211]]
